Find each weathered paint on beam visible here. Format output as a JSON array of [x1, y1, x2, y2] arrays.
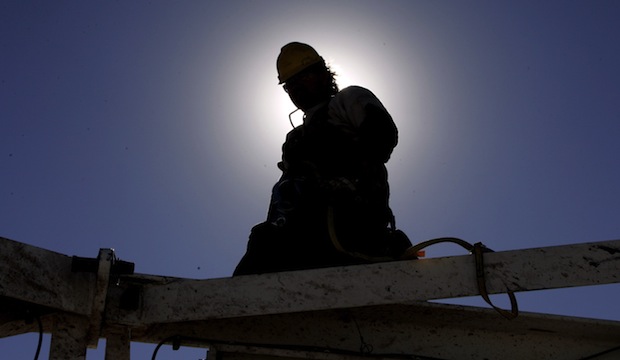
[[1, 236, 619, 359], [85, 249, 114, 348], [0, 237, 94, 316], [104, 326, 131, 360], [49, 313, 90, 360], [126, 302, 620, 360], [107, 239, 620, 325]]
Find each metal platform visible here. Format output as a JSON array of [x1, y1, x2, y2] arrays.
[[1, 236, 619, 359]]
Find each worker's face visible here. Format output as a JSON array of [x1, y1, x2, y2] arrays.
[[283, 70, 331, 112]]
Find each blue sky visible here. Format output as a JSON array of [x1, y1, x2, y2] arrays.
[[1, 1, 619, 359]]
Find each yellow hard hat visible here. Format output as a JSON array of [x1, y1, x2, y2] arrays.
[[276, 42, 324, 84]]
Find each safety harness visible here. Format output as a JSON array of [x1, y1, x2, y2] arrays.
[[327, 207, 519, 319]]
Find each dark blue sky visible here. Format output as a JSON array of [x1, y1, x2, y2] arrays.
[[2, 1, 620, 359]]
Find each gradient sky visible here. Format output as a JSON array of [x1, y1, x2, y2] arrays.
[[2, 1, 619, 359]]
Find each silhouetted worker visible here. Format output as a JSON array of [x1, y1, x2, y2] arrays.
[[234, 42, 410, 275]]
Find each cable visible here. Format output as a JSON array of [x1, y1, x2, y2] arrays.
[[151, 334, 444, 360], [151, 336, 181, 360], [23, 308, 44, 360], [352, 315, 373, 354], [401, 237, 519, 319], [150, 330, 620, 360], [288, 108, 300, 128], [579, 345, 620, 359], [151, 340, 164, 360], [32, 313, 43, 360]]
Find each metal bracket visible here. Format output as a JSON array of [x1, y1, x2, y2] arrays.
[[86, 249, 114, 348], [71, 248, 135, 348]]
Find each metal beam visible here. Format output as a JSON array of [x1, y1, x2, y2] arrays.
[[106, 239, 620, 325], [1, 236, 619, 359], [0, 237, 94, 316], [125, 302, 620, 360], [49, 313, 90, 360], [85, 249, 114, 348], [104, 326, 131, 360]]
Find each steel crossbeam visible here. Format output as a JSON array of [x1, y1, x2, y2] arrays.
[[1, 236, 619, 360]]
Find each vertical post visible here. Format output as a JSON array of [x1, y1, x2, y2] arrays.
[[49, 314, 90, 360], [105, 327, 131, 360], [85, 248, 114, 346], [206, 346, 217, 360]]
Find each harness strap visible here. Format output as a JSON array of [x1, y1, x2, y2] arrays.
[[326, 210, 519, 319], [404, 237, 519, 319], [472, 242, 519, 319]]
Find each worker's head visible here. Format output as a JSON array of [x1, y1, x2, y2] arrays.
[[277, 42, 338, 111]]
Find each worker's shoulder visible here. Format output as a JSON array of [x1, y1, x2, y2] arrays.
[[336, 85, 377, 99], [332, 85, 382, 107], [331, 85, 386, 113]]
